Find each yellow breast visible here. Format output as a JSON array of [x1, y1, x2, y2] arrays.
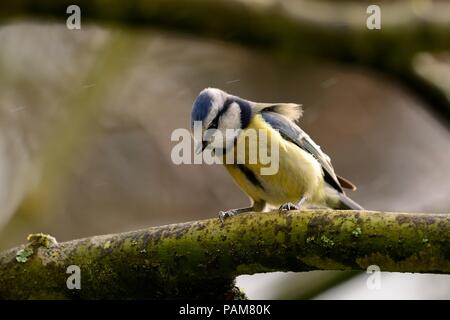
[[224, 114, 326, 207]]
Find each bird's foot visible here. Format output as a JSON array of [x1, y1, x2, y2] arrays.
[[278, 202, 299, 213]]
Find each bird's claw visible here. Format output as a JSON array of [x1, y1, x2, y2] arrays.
[[278, 202, 299, 213], [219, 210, 235, 225]]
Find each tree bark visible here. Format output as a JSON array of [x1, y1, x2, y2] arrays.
[[1, 210, 450, 299]]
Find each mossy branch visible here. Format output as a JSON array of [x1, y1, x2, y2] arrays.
[[1, 210, 450, 299]]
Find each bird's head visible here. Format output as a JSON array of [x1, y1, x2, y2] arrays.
[[191, 88, 252, 153]]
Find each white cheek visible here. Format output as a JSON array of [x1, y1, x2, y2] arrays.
[[220, 103, 241, 129]]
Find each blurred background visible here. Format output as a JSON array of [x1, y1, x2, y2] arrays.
[[0, 0, 449, 299]]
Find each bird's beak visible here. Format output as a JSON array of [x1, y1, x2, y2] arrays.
[[195, 140, 209, 154]]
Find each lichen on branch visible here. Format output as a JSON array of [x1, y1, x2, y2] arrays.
[[1, 210, 450, 299]]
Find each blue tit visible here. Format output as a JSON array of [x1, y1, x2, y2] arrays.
[[191, 88, 363, 222]]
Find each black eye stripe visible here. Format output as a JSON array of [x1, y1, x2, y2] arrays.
[[209, 116, 219, 129], [208, 100, 233, 129]]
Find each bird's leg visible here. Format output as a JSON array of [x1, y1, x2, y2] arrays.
[[297, 195, 308, 208], [219, 201, 265, 224], [279, 195, 308, 213]]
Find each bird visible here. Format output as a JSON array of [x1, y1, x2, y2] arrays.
[[191, 88, 363, 222]]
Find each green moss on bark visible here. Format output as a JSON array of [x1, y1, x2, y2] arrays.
[[1, 210, 450, 299]]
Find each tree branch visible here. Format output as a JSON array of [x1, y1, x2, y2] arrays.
[[1, 210, 450, 299]]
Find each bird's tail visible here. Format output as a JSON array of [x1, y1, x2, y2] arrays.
[[337, 194, 364, 210]]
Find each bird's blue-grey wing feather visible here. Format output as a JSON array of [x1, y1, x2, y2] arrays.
[[261, 111, 344, 193]]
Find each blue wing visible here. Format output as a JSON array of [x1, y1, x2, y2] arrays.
[[261, 111, 345, 193]]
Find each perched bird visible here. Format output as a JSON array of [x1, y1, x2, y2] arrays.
[[191, 88, 363, 222]]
